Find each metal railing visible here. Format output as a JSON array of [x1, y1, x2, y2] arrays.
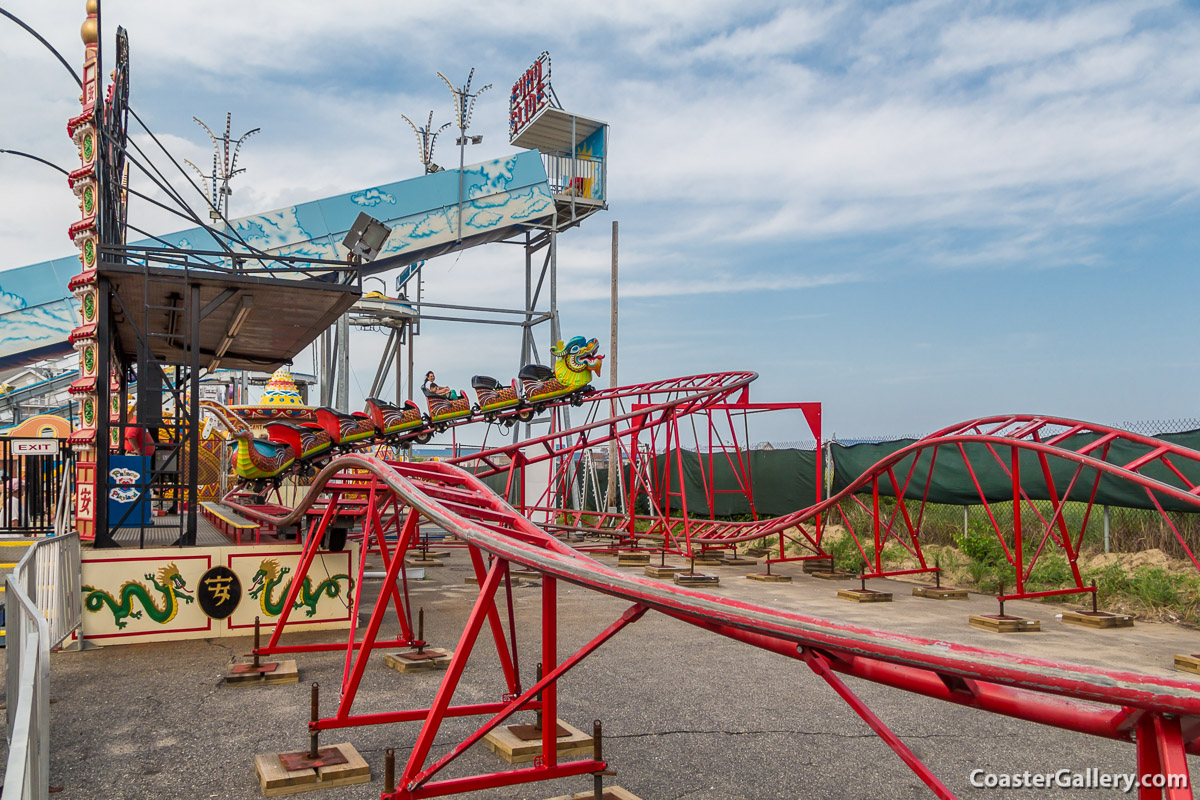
[[541, 152, 604, 202], [3, 532, 82, 800], [0, 437, 73, 535]]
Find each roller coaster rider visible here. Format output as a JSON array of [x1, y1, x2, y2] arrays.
[[423, 371, 463, 400]]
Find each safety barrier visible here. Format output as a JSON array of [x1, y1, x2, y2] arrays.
[[3, 532, 82, 800], [0, 437, 73, 536]]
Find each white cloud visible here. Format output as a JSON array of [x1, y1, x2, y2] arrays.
[[4, 0, 1200, 435]]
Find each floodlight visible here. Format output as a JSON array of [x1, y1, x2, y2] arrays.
[[209, 295, 253, 371], [427, 163, 444, 173], [342, 212, 393, 263]]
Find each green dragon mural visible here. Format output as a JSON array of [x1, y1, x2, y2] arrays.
[[82, 563, 195, 629], [248, 558, 354, 618]]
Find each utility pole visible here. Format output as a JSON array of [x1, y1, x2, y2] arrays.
[[606, 220, 619, 511]]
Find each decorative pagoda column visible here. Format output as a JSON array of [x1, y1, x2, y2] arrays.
[[66, 0, 102, 540]]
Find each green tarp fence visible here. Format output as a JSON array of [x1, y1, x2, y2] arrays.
[[578, 449, 821, 518], [830, 429, 1200, 513]]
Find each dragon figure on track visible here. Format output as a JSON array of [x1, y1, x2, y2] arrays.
[[519, 336, 604, 407]]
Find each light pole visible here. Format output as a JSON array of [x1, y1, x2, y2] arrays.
[[437, 68, 490, 243], [401, 110, 450, 174], [185, 113, 258, 402]]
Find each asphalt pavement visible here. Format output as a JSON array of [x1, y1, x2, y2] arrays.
[[5, 545, 1200, 799]]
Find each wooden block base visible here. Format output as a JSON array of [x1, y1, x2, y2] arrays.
[[802, 560, 837, 574], [913, 586, 969, 600], [484, 718, 594, 764], [384, 648, 454, 673], [837, 588, 893, 603], [720, 557, 758, 566], [1173, 654, 1200, 675], [545, 787, 645, 800], [674, 572, 719, 586], [254, 742, 369, 796], [406, 557, 444, 567], [969, 614, 1041, 633], [511, 569, 541, 580], [747, 573, 792, 582], [809, 569, 855, 581], [691, 557, 724, 567], [1061, 610, 1134, 629], [417, 549, 450, 558], [225, 659, 299, 686], [644, 564, 687, 578], [617, 553, 651, 565]]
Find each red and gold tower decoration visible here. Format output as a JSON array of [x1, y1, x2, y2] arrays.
[[67, 0, 102, 539]]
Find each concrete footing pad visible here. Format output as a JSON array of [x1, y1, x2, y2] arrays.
[[225, 659, 299, 686], [384, 648, 454, 673], [254, 743, 369, 796], [484, 718, 594, 764], [969, 614, 1041, 633]]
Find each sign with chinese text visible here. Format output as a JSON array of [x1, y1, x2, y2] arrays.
[[197, 565, 242, 619], [75, 462, 95, 522]]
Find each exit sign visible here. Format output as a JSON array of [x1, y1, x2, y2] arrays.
[[11, 439, 60, 456]]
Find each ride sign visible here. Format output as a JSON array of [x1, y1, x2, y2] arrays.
[[509, 51, 552, 140]]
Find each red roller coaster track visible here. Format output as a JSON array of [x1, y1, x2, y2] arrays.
[[222, 374, 1200, 800]]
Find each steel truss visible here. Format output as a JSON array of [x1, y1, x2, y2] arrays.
[[446, 385, 1200, 602], [232, 372, 1200, 603], [232, 452, 1198, 800]]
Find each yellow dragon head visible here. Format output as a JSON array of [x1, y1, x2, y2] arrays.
[[550, 336, 603, 390]]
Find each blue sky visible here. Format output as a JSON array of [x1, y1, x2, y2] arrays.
[[1, 1, 1198, 444]]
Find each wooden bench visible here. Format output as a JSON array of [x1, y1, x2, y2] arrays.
[[200, 502, 262, 545]]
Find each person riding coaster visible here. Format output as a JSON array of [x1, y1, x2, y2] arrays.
[[422, 386, 472, 429], [364, 397, 431, 445], [422, 371, 472, 429]]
